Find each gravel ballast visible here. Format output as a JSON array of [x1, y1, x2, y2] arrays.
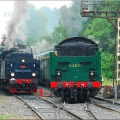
[[0, 95, 38, 119]]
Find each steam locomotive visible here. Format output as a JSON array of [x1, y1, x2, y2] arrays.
[[37, 37, 102, 103], [0, 45, 40, 94]]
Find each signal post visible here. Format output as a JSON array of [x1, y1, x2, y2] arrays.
[[115, 18, 120, 99]]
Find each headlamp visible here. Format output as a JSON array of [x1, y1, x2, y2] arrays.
[[32, 73, 36, 77], [57, 72, 61, 76], [90, 72, 94, 76], [22, 59, 25, 62], [11, 72, 15, 76]]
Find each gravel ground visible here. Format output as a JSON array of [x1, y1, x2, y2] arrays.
[[89, 103, 120, 119], [97, 88, 120, 104], [0, 94, 39, 119]]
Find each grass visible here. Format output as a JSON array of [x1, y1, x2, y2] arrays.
[[102, 77, 114, 86], [0, 95, 8, 100], [0, 96, 26, 119], [102, 77, 120, 87], [0, 115, 25, 119]]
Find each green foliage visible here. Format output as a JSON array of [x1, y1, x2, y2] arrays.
[[0, 115, 25, 119], [51, 23, 68, 44], [26, 36, 40, 46], [40, 23, 68, 45], [82, 18, 115, 52], [102, 77, 113, 86], [101, 51, 114, 79], [81, 1, 120, 79], [26, 4, 49, 46], [25, 4, 67, 46]]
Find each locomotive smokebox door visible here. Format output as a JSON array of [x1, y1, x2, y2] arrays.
[[117, 84, 120, 98]]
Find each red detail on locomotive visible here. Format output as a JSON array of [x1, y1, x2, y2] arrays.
[[9, 87, 37, 93], [30, 87, 37, 93], [51, 81, 101, 88], [9, 87, 16, 93], [17, 79, 33, 84], [20, 65, 26, 68]]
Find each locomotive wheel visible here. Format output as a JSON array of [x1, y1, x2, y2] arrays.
[[66, 97, 74, 104], [87, 89, 90, 102], [61, 90, 65, 102], [66, 97, 70, 103]]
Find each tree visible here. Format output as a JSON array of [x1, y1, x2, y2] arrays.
[[101, 52, 114, 79], [26, 4, 49, 45], [81, 1, 120, 79], [52, 23, 68, 44]]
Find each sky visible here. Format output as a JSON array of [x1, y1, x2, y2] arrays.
[[30, 1, 72, 9], [0, 1, 72, 38]]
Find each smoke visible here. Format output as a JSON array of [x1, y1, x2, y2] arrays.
[[31, 39, 55, 55], [5, 1, 29, 50], [16, 39, 54, 56], [59, 0, 87, 37], [88, 35, 100, 44]]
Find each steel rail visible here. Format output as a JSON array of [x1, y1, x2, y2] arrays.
[[14, 95, 44, 120], [90, 96, 120, 114], [91, 96, 120, 105], [91, 102, 120, 114], [39, 96, 84, 120], [85, 102, 98, 120]]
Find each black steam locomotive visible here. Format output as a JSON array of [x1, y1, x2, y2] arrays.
[[0, 45, 40, 94]]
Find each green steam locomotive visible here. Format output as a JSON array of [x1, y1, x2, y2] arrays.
[[37, 37, 102, 103]]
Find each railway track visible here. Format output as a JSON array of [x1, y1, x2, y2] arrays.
[[84, 102, 98, 120], [90, 96, 120, 114], [14, 95, 43, 120], [40, 96, 103, 120], [0, 90, 40, 119], [15, 93, 105, 120], [1, 88, 120, 120], [0, 88, 97, 120], [92, 96, 120, 105], [40, 96, 84, 120], [36, 87, 100, 119], [82, 96, 120, 120], [15, 95, 83, 120]]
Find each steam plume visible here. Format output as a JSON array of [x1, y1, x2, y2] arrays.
[[5, 1, 28, 50], [59, 0, 87, 37], [31, 39, 55, 55]]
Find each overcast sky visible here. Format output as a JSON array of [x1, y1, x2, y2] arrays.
[[0, 1, 72, 38]]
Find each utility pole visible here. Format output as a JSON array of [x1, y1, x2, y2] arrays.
[[81, 0, 120, 99]]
